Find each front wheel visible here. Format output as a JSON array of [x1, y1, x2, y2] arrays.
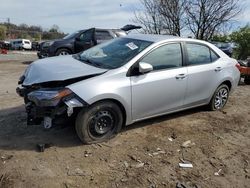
[[75, 101, 123, 144], [209, 84, 229, 111], [55, 48, 71, 56]]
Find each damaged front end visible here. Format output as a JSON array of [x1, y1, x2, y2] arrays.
[[16, 81, 87, 128]]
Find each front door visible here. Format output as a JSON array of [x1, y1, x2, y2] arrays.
[[131, 43, 188, 121], [74, 28, 96, 53]]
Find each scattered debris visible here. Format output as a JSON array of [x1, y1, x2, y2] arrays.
[[124, 161, 129, 168], [0, 173, 11, 187], [181, 140, 195, 148], [84, 150, 92, 157], [36, 143, 52, 152], [151, 148, 166, 156], [129, 155, 138, 161], [176, 182, 186, 188], [67, 168, 87, 176], [214, 169, 222, 176], [133, 162, 145, 168], [1, 155, 13, 162], [168, 137, 174, 142], [152, 150, 166, 156], [179, 162, 193, 168], [221, 111, 227, 114], [171, 132, 177, 139], [120, 178, 128, 182], [97, 143, 112, 148], [176, 181, 200, 188]]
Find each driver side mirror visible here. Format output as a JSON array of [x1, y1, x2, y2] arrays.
[[139, 62, 153, 74]]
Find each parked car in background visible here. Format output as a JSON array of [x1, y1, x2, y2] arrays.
[[37, 25, 142, 58], [32, 41, 40, 51], [210, 41, 233, 57], [238, 58, 250, 84], [17, 34, 240, 144], [10, 39, 32, 50], [0, 41, 11, 50]]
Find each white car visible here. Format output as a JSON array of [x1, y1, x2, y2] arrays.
[[17, 34, 240, 144], [10, 39, 32, 50]]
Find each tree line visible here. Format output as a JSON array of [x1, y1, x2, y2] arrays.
[[133, 0, 249, 59], [0, 23, 65, 41], [133, 0, 241, 40]]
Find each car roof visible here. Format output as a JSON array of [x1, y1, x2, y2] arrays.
[[124, 34, 180, 42]]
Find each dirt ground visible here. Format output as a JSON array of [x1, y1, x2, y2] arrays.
[[0, 54, 249, 188]]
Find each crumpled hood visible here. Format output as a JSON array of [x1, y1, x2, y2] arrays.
[[23, 55, 107, 86]]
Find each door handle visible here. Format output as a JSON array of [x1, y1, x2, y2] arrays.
[[175, 74, 187, 80], [214, 67, 222, 72]]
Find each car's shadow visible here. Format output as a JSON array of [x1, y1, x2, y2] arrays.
[[0, 104, 205, 151]]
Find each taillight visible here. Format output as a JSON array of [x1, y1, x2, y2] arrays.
[[235, 63, 241, 71]]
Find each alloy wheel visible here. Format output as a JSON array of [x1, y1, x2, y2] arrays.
[[214, 87, 228, 109]]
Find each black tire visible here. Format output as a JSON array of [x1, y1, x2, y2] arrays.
[[244, 77, 250, 85], [209, 84, 229, 111], [75, 101, 123, 144], [55, 48, 71, 56]]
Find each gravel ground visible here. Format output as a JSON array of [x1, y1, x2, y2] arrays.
[[0, 51, 37, 62], [0, 54, 249, 188]]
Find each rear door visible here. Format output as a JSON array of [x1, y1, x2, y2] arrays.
[[74, 28, 96, 53], [184, 42, 221, 106], [131, 42, 188, 120]]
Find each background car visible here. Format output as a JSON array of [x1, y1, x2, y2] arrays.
[[0, 41, 11, 50], [210, 41, 233, 57], [10, 39, 32, 50], [37, 28, 127, 58], [238, 58, 250, 84]]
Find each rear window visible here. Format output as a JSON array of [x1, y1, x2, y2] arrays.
[[24, 41, 30, 44], [186, 43, 219, 65], [96, 31, 113, 42]]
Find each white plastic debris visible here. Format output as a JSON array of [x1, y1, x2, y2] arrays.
[[181, 140, 195, 148], [179, 163, 193, 168], [214, 169, 222, 176]]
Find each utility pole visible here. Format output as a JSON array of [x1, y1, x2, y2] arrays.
[[7, 17, 10, 39]]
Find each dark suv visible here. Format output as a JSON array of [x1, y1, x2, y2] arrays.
[[210, 41, 233, 57], [37, 28, 127, 58]]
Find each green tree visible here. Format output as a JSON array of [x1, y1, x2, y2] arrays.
[[0, 25, 7, 40], [230, 25, 250, 59], [211, 35, 229, 42]]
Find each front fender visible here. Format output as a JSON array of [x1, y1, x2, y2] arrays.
[[67, 71, 133, 125]]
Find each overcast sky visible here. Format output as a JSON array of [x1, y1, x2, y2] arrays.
[[0, 0, 249, 34]]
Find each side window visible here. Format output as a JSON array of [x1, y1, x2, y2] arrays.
[[140, 43, 182, 70], [211, 50, 219, 62], [186, 43, 219, 65], [96, 31, 113, 43], [79, 30, 93, 42]]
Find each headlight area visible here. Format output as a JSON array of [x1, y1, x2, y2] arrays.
[[26, 88, 87, 128]]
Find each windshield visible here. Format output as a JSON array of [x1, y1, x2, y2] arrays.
[[77, 37, 152, 69], [63, 31, 81, 39]]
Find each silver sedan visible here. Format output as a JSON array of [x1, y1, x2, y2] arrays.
[[17, 34, 241, 144]]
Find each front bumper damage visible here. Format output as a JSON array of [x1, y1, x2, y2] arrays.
[[16, 86, 87, 128]]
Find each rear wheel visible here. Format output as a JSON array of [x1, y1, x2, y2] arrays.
[[75, 101, 123, 144], [55, 48, 71, 56], [209, 84, 229, 111]]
